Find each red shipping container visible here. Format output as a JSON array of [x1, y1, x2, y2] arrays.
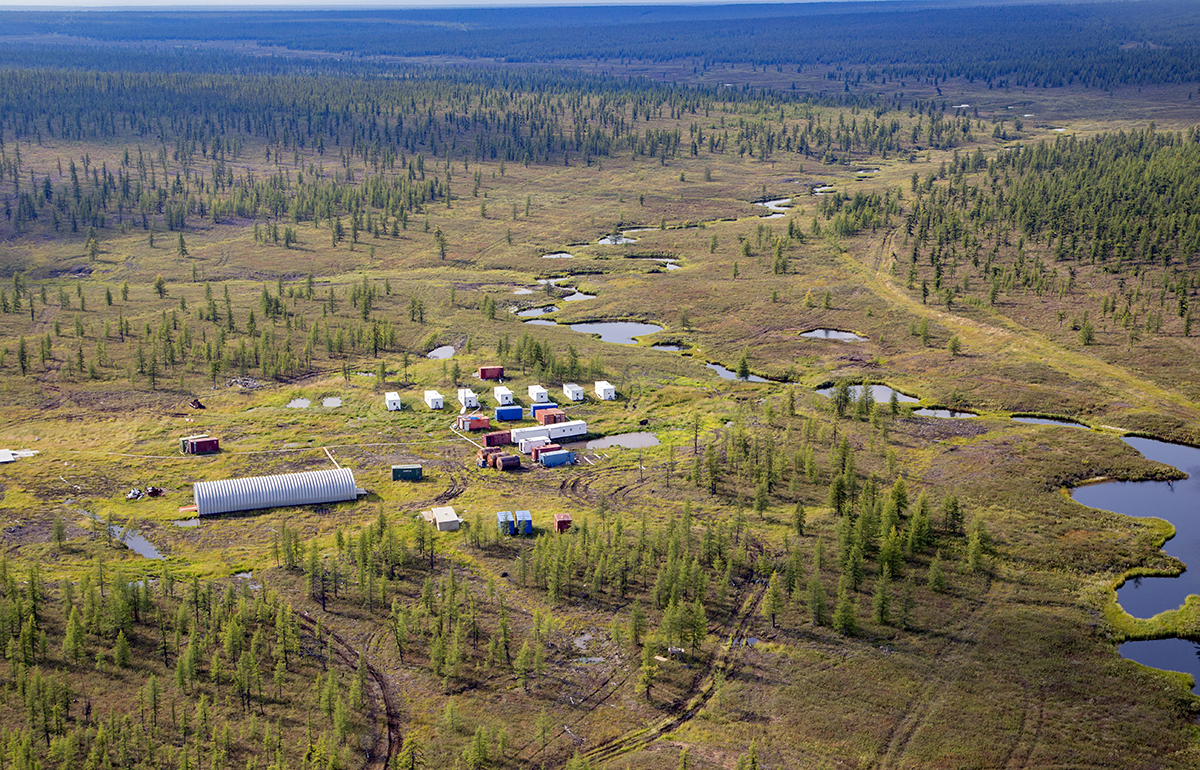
[[482, 431, 511, 447], [535, 408, 567, 426], [554, 512, 573, 533], [457, 415, 490, 431], [477, 366, 505, 380], [531, 443, 562, 463], [190, 437, 220, 454]]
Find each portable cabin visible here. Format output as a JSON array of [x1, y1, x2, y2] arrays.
[[530, 402, 558, 419], [528, 385, 549, 403], [495, 455, 520, 471], [510, 425, 552, 444], [554, 512, 573, 533], [535, 408, 567, 426], [495, 405, 523, 422], [424, 390, 444, 410], [541, 450, 574, 468], [384, 392, 404, 411], [190, 437, 221, 455], [478, 366, 505, 380], [493, 386, 514, 405], [519, 436, 550, 455], [531, 443, 562, 463], [180, 433, 209, 453], [456, 415, 490, 431], [515, 510, 533, 535], [392, 464, 422, 481], [496, 511, 516, 536], [563, 383, 585, 402], [482, 431, 511, 448], [595, 381, 616, 400], [547, 419, 587, 441], [431, 506, 461, 531], [458, 388, 479, 409]]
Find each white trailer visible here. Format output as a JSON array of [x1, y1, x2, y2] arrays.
[[458, 388, 479, 408], [384, 392, 403, 411], [563, 383, 585, 402], [519, 436, 550, 454], [510, 425, 552, 444], [594, 381, 616, 400], [528, 385, 549, 403], [547, 419, 588, 441], [493, 386, 514, 405], [424, 390, 444, 410]]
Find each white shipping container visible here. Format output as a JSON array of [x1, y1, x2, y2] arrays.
[[458, 388, 479, 408], [528, 385, 549, 403], [519, 436, 550, 454], [510, 425, 552, 443], [424, 390, 444, 410], [547, 419, 588, 441], [563, 383, 585, 402], [493, 386, 514, 405], [384, 392, 403, 411], [595, 381, 616, 400]]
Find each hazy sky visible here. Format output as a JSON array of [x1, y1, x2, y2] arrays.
[[3, 0, 852, 8]]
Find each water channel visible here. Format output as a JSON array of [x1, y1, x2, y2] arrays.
[[706, 362, 769, 383], [815, 384, 919, 404], [1072, 436, 1200, 690]]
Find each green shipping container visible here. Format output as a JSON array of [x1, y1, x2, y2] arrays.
[[392, 464, 422, 481]]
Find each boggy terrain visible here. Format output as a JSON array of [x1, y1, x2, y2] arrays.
[[2, 9, 1200, 768]]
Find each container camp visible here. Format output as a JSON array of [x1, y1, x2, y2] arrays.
[[541, 449, 574, 468], [495, 454, 520, 471], [519, 436, 550, 454], [384, 392, 404, 411], [563, 383, 585, 402], [554, 512, 573, 533], [424, 391, 444, 410], [528, 385, 549, 403], [458, 388, 479, 408], [482, 431, 511, 447], [193, 467, 366, 517], [478, 366, 504, 380], [535, 408, 567, 426], [595, 381, 616, 400], [392, 464, 422, 481], [515, 510, 533, 535], [511, 425, 552, 444], [493, 386, 514, 405], [547, 419, 588, 441], [496, 511, 516, 536], [456, 415, 490, 431], [531, 443, 562, 463], [530, 402, 558, 419], [495, 405, 523, 422]]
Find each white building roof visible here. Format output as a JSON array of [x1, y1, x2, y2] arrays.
[[194, 467, 362, 517]]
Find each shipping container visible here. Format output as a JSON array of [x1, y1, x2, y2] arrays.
[[519, 436, 550, 454], [531, 443, 562, 463], [546, 419, 588, 441], [432, 506, 461, 531], [496, 511, 516, 536], [392, 464, 422, 481], [515, 510, 533, 535], [554, 512, 573, 533], [511, 425, 552, 444], [493, 386, 514, 405], [530, 402, 558, 418], [424, 390, 444, 409], [180, 434, 209, 453], [482, 431, 511, 448], [563, 383, 585, 402], [541, 450, 574, 468], [495, 405, 523, 422], [535, 408, 567, 425], [595, 381, 616, 400], [477, 366, 505, 380], [456, 415, 490, 431], [528, 385, 549, 403], [495, 455, 520, 471], [457, 388, 479, 408], [384, 392, 404, 411], [191, 437, 220, 455]]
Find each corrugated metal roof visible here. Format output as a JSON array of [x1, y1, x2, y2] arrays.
[[194, 467, 360, 516]]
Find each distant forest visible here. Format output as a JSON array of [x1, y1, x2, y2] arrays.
[[2, 0, 1200, 88]]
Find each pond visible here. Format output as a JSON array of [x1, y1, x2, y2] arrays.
[[1073, 437, 1200, 689], [706, 362, 769, 383], [562, 288, 596, 301], [913, 408, 977, 419], [427, 345, 456, 359], [322, 397, 343, 408], [569, 321, 663, 345], [652, 344, 687, 352], [524, 319, 557, 327], [286, 398, 311, 408], [514, 288, 534, 295], [755, 198, 792, 219], [813, 185, 836, 195], [816, 384, 918, 404], [598, 235, 637, 245], [173, 519, 201, 527], [542, 252, 575, 259], [1014, 416, 1087, 428], [585, 432, 661, 450], [85, 511, 163, 559], [517, 306, 558, 318], [801, 328, 867, 341]]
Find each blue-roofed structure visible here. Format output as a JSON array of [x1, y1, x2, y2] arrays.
[[515, 510, 533, 535], [496, 510, 516, 535]]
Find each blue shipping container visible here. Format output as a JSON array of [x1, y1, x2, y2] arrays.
[[515, 510, 533, 535], [496, 511, 516, 535], [530, 402, 557, 418], [495, 405, 523, 421], [540, 450, 574, 468]]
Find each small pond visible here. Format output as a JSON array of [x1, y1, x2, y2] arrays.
[[517, 306, 559, 318], [85, 512, 163, 559], [652, 344, 687, 352], [755, 198, 792, 219], [1013, 416, 1087, 428], [514, 288, 534, 295], [816, 384, 918, 404], [598, 235, 637, 245], [706, 362, 769, 383], [913, 408, 977, 419], [427, 345, 455, 359], [542, 252, 575, 259], [173, 519, 201, 527], [562, 288, 596, 301], [569, 321, 663, 345], [286, 398, 311, 409], [524, 319, 557, 327], [813, 185, 836, 195], [1120, 638, 1200, 693], [586, 432, 661, 450], [322, 397, 342, 408], [801, 328, 867, 341]]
